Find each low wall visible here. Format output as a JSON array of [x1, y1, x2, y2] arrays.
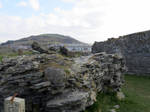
[[0, 53, 125, 112], [92, 30, 150, 75]]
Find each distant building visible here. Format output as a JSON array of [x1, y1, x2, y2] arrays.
[[49, 44, 91, 52], [11, 45, 31, 50]]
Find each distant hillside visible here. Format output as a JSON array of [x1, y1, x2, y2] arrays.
[[0, 34, 90, 54], [0, 34, 86, 48]]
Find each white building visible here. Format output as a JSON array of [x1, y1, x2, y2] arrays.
[[49, 44, 91, 52]]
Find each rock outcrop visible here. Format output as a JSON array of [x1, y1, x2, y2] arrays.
[[92, 30, 150, 75], [32, 42, 55, 54], [0, 52, 125, 112]]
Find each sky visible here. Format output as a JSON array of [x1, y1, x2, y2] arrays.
[[1, 0, 150, 44]]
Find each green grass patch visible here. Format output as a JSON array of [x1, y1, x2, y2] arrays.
[[85, 92, 119, 112], [0, 55, 3, 62], [0, 51, 33, 62], [85, 75, 150, 112], [120, 75, 150, 112]]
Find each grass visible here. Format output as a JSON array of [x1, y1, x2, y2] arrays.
[[85, 75, 150, 112], [0, 55, 3, 62], [0, 51, 33, 62]]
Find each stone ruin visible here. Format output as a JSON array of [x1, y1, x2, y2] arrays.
[[92, 30, 150, 75], [0, 50, 125, 112]]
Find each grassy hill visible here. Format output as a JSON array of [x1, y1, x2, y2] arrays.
[[0, 34, 88, 54], [85, 75, 150, 112], [0, 34, 86, 47]]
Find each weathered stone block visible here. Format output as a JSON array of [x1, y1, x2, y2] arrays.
[[4, 97, 25, 112]]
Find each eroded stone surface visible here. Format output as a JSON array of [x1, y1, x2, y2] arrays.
[[92, 30, 150, 75], [0, 53, 125, 112]]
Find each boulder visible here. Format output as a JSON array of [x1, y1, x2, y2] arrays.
[[32, 41, 49, 54]]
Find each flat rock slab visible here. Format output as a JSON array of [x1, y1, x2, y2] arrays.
[[46, 91, 89, 112]]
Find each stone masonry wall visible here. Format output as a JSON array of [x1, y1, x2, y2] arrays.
[[0, 53, 125, 112], [92, 30, 150, 75]]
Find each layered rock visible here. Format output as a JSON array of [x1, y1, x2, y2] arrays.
[[92, 30, 150, 75], [0, 52, 125, 112], [32, 41, 56, 54]]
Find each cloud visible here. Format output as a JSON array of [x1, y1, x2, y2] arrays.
[[1, 0, 150, 43], [29, 0, 40, 11], [17, 1, 27, 7], [17, 0, 40, 10], [61, 0, 76, 3], [0, 0, 107, 43], [0, 1, 2, 8]]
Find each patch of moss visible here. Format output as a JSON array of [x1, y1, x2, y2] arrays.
[[40, 61, 67, 71], [85, 92, 118, 112], [64, 69, 71, 75], [75, 82, 82, 88], [39, 54, 73, 74]]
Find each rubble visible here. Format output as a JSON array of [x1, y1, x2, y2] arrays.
[[0, 52, 125, 112]]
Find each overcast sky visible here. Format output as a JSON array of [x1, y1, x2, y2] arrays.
[[0, 0, 150, 44]]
